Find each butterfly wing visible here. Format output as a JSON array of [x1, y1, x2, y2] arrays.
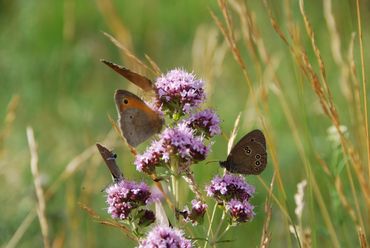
[[223, 129, 267, 175], [96, 143, 123, 182], [102, 60, 153, 91], [115, 90, 163, 147]]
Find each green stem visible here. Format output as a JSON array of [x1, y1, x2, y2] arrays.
[[203, 202, 217, 248], [215, 224, 231, 244], [170, 155, 179, 210], [214, 210, 226, 238]]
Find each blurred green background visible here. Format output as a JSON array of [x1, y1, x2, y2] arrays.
[[1, 0, 369, 247]]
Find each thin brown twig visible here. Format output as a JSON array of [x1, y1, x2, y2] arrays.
[[259, 173, 275, 248], [357, 226, 368, 248], [102, 32, 155, 75], [26, 127, 50, 248]]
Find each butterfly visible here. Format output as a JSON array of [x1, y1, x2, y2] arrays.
[[219, 129, 267, 175], [115, 89, 163, 147], [96, 143, 123, 183], [101, 59, 153, 92]]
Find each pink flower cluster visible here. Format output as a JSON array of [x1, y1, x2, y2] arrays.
[[185, 109, 221, 138], [135, 123, 210, 173], [155, 69, 205, 114], [179, 199, 208, 225], [226, 199, 255, 223], [206, 174, 255, 223], [139, 226, 193, 248], [106, 180, 154, 223]]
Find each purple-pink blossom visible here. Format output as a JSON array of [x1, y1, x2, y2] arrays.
[[135, 123, 210, 173], [161, 123, 210, 162], [180, 199, 207, 225], [185, 109, 221, 138], [139, 226, 192, 248], [106, 180, 152, 220], [226, 199, 255, 223], [134, 139, 167, 173], [206, 174, 255, 202], [154, 69, 205, 114]]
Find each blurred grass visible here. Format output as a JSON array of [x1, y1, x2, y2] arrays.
[[1, 0, 369, 247]]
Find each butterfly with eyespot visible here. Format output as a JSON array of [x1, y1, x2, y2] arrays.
[[115, 89, 163, 147], [220, 129, 267, 175], [101, 59, 153, 92]]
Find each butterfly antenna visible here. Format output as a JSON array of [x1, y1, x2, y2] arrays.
[[205, 160, 220, 165]]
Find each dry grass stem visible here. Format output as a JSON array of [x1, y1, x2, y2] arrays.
[[7, 130, 117, 247], [79, 203, 137, 241], [278, 0, 370, 234], [357, 227, 368, 248], [102, 32, 154, 75], [182, 169, 203, 200], [355, 0, 370, 179], [26, 127, 50, 248], [144, 54, 162, 76], [335, 177, 357, 224], [215, 0, 246, 70], [96, 0, 133, 58], [299, 0, 331, 102], [213, 0, 370, 245], [259, 173, 275, 248], [227, 112, 241, 155], [323, 0, 343, 65], [5, 211, 37, 248], [347, 33, 366, 155]]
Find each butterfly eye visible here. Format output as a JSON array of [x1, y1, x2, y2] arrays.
[[251, 138, 255, 142], [107, 153, 117, 161], [255, 154, 261, 159], [255, 161, 261, 166], [123, 99, 129, 104], [130, 115, 133, 119]]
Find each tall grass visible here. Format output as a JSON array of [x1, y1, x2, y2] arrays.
[[212, 0, 369, 246], [1, 0, 369, 247]]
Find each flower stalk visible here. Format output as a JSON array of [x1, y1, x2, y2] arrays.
[[170, 155, 180, 209]]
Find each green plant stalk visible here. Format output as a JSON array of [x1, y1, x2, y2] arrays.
[[214, 210, 226, 239], [215, 224, 231, 244], [170, 155, 180, 210], [204, 202, 217, 248]]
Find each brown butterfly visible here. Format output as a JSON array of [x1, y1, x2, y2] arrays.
[[101, 59, 153, 91], [96, 143, 123, 183], [115, 89, 163, 147], [220, 129, 267, 175]]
